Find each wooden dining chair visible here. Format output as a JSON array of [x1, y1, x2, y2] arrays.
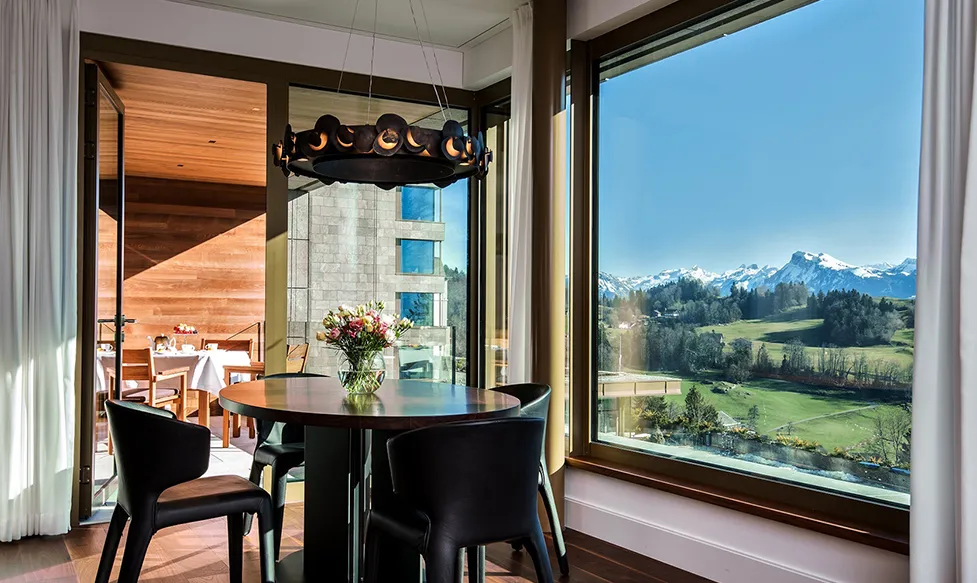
[[285, 343, 310, 373], [106, 348, 189, 454], [220, 343, 311, 448], [202, 338, 255, 360]]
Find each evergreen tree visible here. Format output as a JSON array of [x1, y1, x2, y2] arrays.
[[746, 404, 760, 432], [755, 344, 772, 373]]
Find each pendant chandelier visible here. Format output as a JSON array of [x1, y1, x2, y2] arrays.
[[273, 0, 491, 190]]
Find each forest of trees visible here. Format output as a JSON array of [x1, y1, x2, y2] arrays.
[[599, 279, 914, 388], [444, 265, 467, 361]]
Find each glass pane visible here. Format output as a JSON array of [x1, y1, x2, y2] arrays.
[[483, 106, 510, 388], [399, 239, 438, 274], [94, 88, 120, 504], [400, 186, 440, 221], [287, 87, 469, 384], [594, 0, 921, 506]]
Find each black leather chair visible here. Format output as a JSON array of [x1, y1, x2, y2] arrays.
[[95, 400, 276, 583], [363, 417, 554, 583], [489, 383, 569, 576], [241, 372, 326, 559]]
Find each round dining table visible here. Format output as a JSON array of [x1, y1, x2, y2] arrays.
[[219, 376, 521, 583]]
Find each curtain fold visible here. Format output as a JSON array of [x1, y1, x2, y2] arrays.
[[507, 3, 533, 383], [0, 0, 79, 541], [912, 0, 977, 580]]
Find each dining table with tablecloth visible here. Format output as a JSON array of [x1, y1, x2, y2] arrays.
[[95, 349, 253, 395]]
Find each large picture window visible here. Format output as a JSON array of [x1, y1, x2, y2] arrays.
[[593, 0, 922, 506]]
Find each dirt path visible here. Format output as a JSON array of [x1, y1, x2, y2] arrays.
[[767, 404, 879, 433]]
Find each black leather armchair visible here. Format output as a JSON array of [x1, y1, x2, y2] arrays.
[[489, 383, 569, 575], [363, 417, 554, 583], [95, 400, 276, 583], [241, 371, 326, 559]]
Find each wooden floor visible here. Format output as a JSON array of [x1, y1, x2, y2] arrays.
[[0, 503, 712, 583]]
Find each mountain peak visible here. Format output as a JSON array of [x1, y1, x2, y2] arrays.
[[598, 251, 917, 300]]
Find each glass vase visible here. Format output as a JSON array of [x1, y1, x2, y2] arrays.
[[338, 352, 386, 394]]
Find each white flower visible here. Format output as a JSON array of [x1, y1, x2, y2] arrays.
[[384, 329, 396, 343]]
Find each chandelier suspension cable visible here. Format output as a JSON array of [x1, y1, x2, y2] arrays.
[[408, 0, 447, 122], [366, 0, 380, 123], [336, 0, 363, 94], [418, 0, 451, 114]]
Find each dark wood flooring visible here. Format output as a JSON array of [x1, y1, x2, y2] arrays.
[[0, 503, 712, 582]]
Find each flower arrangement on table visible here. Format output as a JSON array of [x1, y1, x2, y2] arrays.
[[173, 323, 197, 335], [315, 301, 413, 393]]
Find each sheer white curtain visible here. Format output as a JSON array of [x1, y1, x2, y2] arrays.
[[912, 0, 977, 580], [0, 0, 79, 541], [508, 3, 533, 383]]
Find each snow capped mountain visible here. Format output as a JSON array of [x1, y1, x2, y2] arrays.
[[599, 251, 917, 299]]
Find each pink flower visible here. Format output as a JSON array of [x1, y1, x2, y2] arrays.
[[348, 318, 364, 331], [328, 328, 341, 340]]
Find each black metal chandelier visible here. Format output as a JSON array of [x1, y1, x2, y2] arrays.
[[272, 1, 491, 190], [273, 114, 489, 190]]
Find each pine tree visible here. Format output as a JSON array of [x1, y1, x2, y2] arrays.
[[746, 404, 760, 431]]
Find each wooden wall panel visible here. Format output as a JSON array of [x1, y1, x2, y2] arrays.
[[98, 177, 266, 350]]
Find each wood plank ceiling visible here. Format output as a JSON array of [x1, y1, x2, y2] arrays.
[[98, 62, 268, 187], [97, 61, 468, 189]]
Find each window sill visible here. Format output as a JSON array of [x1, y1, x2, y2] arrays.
[[566, 455, 909, 555]]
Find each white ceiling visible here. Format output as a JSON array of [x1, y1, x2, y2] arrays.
[[175, 0, 521, 49]]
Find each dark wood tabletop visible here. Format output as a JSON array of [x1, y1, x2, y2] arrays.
[[219, 376, 521, 430]]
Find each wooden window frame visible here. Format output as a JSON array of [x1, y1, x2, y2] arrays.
[[566, 0, 910, 554]]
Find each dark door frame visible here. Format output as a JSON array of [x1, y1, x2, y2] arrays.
[[79, 63, 126, 520]]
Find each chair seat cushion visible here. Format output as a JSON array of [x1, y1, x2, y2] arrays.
[[254, 442, 305, 468], [369, 506, 431, 553], [121, 388, 179, 402], [156, 475, 269, 529]]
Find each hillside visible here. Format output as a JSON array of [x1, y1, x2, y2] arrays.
[[694, 309, 915, 368]]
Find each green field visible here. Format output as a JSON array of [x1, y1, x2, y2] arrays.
[[694, 309, 915, 368], [646, 376, 906, 452]]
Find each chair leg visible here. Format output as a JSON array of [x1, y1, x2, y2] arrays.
[[247, 417, 256, 439], [233, 413, 242, 438], [255, 497, 277, 583], [524, 522, 555, 583], [466, 545, 486, 583], [222, 409, 231, 448], [227, 513, 244, 583], [117, 523, 154, 583], [177, 376, 187, 421], [270, 461, 289, 560], [94, 506, 128, 583], [540, 468, 570, 575], [424, 539, 460, 583], [243, 460, 265, 536], [363, 518, 382, 583]]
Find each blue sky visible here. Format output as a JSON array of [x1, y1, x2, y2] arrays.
[[598, 0, 924, 277], [440, 180, 468, 270]]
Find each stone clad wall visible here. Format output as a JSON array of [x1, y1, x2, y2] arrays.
[[287, 182, 449, 378]]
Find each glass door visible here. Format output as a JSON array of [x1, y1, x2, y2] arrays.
[[79, 63, 127, 519]]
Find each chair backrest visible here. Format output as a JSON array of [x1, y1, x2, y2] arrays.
[[489, 383, 551, 431], [257, 372, 327, 444], [285, 343, 310, 373], [202, 338, 254, 359], [105, 400, 211, 517], [387, 417, 544, 547], [118, 348, 155, 381]]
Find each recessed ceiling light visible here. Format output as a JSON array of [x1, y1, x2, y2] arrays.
[[252, 107, 261, 112]]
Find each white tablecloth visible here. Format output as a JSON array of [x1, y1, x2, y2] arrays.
[[96, 350, 252, 395]]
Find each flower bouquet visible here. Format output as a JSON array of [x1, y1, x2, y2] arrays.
[[316, 301, 413, 394]]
